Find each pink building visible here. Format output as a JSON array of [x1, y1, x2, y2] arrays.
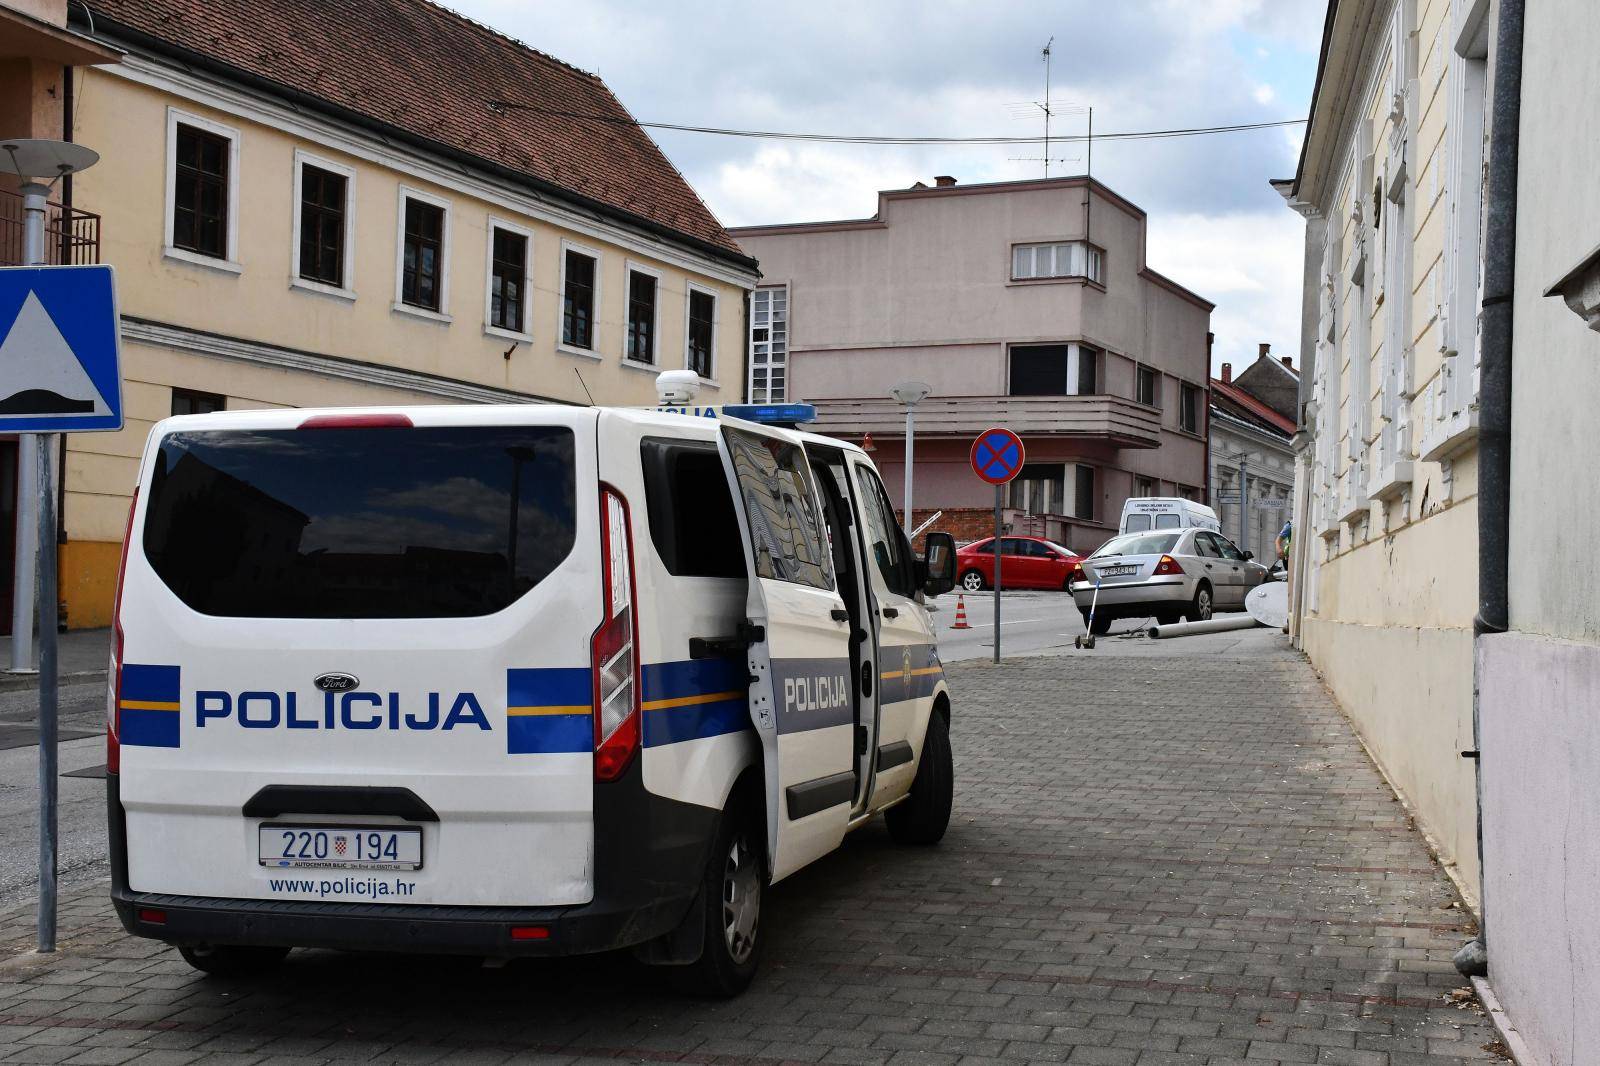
[[730, 175, 1214, 551]]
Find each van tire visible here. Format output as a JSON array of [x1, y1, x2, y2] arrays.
[[886, 709, 952, 845], [675, 798, 764, 998], [177, 943, 290, 977]]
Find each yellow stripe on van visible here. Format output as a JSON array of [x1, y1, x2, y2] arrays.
[[507, 705, 592, 717], [643, 690, 744, 712], [119, 700, 180, 712], [878, 666, 943, 681]]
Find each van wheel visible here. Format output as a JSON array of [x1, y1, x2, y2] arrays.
[[177, 944, 290, 977], [677, 800, 764, 998], [959, 569, 986, 592], [1186, 582, 1213, 623], [886, 709, 952, 845]]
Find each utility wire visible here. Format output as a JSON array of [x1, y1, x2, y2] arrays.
[[483, 101, 1304, 146]]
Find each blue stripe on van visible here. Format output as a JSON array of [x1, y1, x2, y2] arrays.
[[641, 658, 750, 747], [119, 664, 181, 748], [506, 668, 593, 754]]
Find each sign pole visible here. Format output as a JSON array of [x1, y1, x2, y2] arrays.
[[36, 434, 57, 952], [992, 485, 1002, 664], [9, 178, 50, 673]]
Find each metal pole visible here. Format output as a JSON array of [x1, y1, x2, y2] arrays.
[[1239, 455, 1250, 555], [992, 485, 1002, 664], [902, 405, 915, 531], [10, 180, 49, 674], [36, 435, 58, 952]]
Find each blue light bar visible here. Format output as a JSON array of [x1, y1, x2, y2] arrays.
[[722, 403, 817, 425]]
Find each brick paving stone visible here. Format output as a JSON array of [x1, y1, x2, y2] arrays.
[[0, 643, 1499, 1065]]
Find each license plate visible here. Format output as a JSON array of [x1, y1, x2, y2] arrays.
[[258, 826, 422, 870], [1100, 564, 1138, 577]]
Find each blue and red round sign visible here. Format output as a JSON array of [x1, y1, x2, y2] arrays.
[[970, 427, 1025, 485]]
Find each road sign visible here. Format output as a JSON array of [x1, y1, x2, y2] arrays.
[[1216, 493, 1242, 504], [0, 265, 122, 432], [970, 427, 1026, 485], [1254, 498, 1287, 510]]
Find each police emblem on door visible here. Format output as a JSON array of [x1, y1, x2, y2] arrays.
[[902, 648, 913, 692]]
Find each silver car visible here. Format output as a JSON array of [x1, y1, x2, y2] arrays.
[[1068, 528, 1269, 634]]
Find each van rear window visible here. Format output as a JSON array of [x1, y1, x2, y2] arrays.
[[142, 426, 576, 618]]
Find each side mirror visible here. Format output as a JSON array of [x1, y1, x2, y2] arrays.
[[920, 531, 958, 597], [1242, 549, 1254, 561]]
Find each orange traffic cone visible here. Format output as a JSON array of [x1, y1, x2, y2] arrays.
[[951, 594, 971, 630]]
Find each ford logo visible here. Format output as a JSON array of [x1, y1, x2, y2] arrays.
[[314, 672, 360, 692]]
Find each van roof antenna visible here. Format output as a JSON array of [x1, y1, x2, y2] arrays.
[[573, 367, 596, 406]]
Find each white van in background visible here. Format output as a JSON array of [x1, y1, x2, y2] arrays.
[[1119, 497, 1221, 535]]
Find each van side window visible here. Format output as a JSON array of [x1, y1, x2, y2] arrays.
[[640, 438, 745, 578], [1154, 513, 1181, 529], [852, 464, 916, 597], [723, 428, 833, 590]]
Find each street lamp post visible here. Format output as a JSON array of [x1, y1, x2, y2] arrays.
[[890, 381, 931, 528], [1, 137, 102, 953]]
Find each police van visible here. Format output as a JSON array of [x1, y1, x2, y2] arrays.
[[106, 383, 958, 996]]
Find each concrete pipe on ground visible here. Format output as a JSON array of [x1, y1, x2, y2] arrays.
[[1146, 615, 1262, 639]]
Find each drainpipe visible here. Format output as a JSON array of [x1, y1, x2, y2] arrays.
[[1455, 0, 1524, 980]]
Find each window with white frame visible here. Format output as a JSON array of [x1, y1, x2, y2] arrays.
[[293, 151, 355, 295], [485, 220, 531, 337], [1011, 241, 1104, 284], [686, 286, 716, 379], [1370, 0, 1417, 498], [396, 188, 450, 315], [561, 243, 599, 351], [1421, 0, 1490, 463], [1136, 364, 1159, 407], [1179, 383, 1201, 434], [165, 108, 240, 270], [624, 264, 659, 365], [749, 285, 788, 402]]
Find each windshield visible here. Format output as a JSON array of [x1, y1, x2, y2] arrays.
[[1092, 531, 1180, 558], [142, 426, 577, 618]]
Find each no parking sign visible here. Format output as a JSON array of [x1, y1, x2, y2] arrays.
[[969, 427, 1026, 661]]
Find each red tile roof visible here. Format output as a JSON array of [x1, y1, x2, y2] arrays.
[[85, 0, 750, 261], [1210, 378, 1296, 437]]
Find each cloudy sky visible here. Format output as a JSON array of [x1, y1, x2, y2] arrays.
[[457, 0, 1326, 372]]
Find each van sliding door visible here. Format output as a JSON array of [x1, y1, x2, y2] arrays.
[[717, 424, 855, 882]]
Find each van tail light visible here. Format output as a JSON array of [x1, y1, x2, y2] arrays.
[[298, 413, 414, 430], [106, 490, 138, 776], [592, 485, 640, 781], [1154, 554, 1184, 576]]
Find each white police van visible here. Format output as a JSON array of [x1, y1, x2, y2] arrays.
[[106, 386, 958, 996]]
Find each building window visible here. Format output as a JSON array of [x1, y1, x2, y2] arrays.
[[1074, 465, 1095, 520], [1009, 344, 1097, 396], [562, 248, 598, 350], [1011, 241, 1104, 284], [488, 226, 528, 334], [1136, 365, 1159, 407], [687, 287, 716, 379], [1008, 463, 1065, 514], [400, 197, 445, 311], [1180, 383, 1201, 433], [1178, 483, 1200, 502], [297, 163, 348, 288], [1134, 475, 1155, 497], [172, 123, 231, 259], [625, 267, 658, 364], [171, 388, 224, 416], [749, 285, 788, 402]]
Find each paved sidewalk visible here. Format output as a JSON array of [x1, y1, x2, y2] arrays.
[[0, 629, 111, 690], [0, 638, 1499, 1065]]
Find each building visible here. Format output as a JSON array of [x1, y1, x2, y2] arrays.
[[1277, 0, 1489, 913], [1209, 346, 1295, 558], [1473, 1, 1600, 1062], [730, 175, 1214, 553], [1, 0, 758, 630]]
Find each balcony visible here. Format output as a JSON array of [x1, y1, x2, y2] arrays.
[[808, 394, 1163, 448], [0, 188, 101, 266]]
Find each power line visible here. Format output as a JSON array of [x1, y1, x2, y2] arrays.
[[483, 101, 1304, 146]]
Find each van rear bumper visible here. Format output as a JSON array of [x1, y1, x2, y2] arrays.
[[107, 759, 722, 959]]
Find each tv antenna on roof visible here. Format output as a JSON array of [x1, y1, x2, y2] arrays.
[[1042, 38, 1053, 177]]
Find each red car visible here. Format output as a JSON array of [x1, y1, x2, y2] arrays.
[[955, 536, 1083, 592]]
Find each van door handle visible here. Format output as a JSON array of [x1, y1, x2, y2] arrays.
[[830, 608, 850, 622], [881, 606, 899, 619]]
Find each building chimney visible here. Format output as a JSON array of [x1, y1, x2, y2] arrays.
[[1221, 363, 1232, 384], [1258, 342, 1271, 359], [934, 175, 957, 188], [1281, 356, 1294, 371]]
